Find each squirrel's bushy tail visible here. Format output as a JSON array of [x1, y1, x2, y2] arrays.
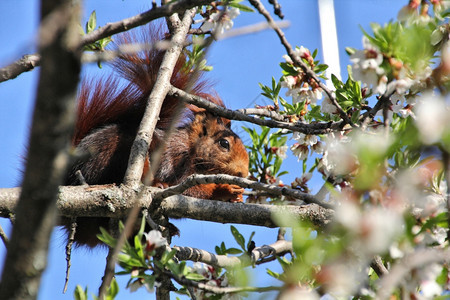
[[73, 24, 223, 146]]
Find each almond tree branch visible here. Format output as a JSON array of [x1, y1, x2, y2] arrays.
[[174, 239, 292, 268], [248, 0, 353, 126], [0, 54, 40, 83], [123, 9, 196, 187], [98, 10, 198, 298], [0, 0, 214, 83], [153, 174, 333, 209], [0, 0, 81, 299], [168, 86, 343, 135], [0, 186, 334, 229], [159, 265, 282, 295]]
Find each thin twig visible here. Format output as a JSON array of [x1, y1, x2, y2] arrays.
[[0, 0, 214, 83], [370, 255, 389, 278], [63, 219, 77, 293], [158, 265, 282, 295], [169, 86, 343, 135], [218, 20, 289, 40], [0, 223, 9, 247], [248, 0, 353, 126], [268, 0, 284, 19], [153, 174, 333, 209]]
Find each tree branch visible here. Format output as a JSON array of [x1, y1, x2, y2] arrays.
[[123, 8, 196, 187], [169, 86, 343, 135], [0, 0, 81, 299], [0, 0, 214, 83], [174, 239, 292, 268], [248, 0, 353, 126], [0, 186, 334, 229], [153, 174, 333, 209]]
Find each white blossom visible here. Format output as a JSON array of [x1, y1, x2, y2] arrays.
[[275, 145, 288, 159], [321, 94, 338, 114], [336, 200, 403, 255], [293, 172, 313, 186], [350, 36, 385, 92], [291, 143, 309, 161], [419, 264, 443, 298], [143, 230, 167, 250], [201, 7, 240, 35], [278, 286, 319, 300], [389, 244, 404, 259], [320, 134, 354, 176], [293, 132, 318, 146], [281, 75, 296, 89], [414, 93, 450, 144]]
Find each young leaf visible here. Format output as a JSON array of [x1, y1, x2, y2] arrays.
[[230, 225, 246, 251]]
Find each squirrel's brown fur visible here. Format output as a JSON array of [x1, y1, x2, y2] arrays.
[[63, 25, 249, 247]]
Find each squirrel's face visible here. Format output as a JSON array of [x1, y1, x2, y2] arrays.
[[191, 114, 249, 178]]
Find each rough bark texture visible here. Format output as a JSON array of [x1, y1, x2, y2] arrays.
[[0, 0, 81, 299]]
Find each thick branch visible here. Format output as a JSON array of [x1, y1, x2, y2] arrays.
[[169, 86, 343, 135], [0, 186, 334, 228], [0, 1, 81, 299]]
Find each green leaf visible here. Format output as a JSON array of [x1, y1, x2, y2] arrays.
[[230, 225, 246, 251], [161, 249, 177, 265], [96, 227, 116, 248], [106, 278, 119, 300], [266, 269, 281, 280], [86, 10, 97, 34], [331, 74, 342, 88], [225, 248, 243, 255], [185, 272, 207, 281], [74, 285, 88, 300], [229, 2, 254, 12]]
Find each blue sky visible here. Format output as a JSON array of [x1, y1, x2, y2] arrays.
[[0, 1, 405, 299]]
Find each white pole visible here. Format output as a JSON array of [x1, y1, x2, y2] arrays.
[[318, 0, 341, 87]]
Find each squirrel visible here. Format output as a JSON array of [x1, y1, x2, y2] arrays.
[[62, 25, 249, 247]]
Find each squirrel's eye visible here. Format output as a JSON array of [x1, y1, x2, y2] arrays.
[[219, 138, 230, 150]]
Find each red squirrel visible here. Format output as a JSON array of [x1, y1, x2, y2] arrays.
[[63, 26, 249, 247]]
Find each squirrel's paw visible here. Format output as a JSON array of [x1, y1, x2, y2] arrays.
[[213, 184, 244, 203]]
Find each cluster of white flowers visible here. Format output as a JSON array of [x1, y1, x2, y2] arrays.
[[281, 46, 323, 105], [290, 132, 324, 161], [191, 262, 239, 300], [335, 199, 404, 256], [318, 133, 353, 178], [350, 36, 385, 94], [200, 7, 240, 35]]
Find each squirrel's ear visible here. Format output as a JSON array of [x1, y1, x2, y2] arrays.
[[215, 116, 231, 128]]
